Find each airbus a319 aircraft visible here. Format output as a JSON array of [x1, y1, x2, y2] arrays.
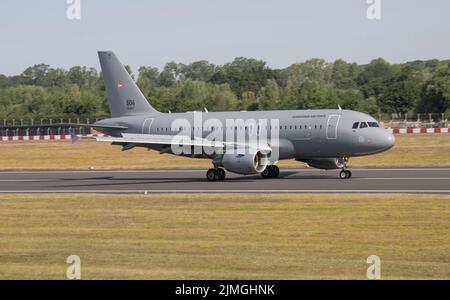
[[71, 51, 396, 181]]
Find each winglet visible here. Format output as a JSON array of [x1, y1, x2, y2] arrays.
[[338, 104, 342, 111]]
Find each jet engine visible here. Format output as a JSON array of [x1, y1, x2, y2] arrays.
[[221, 149, 270, 175], [298, 158, 348, 170]]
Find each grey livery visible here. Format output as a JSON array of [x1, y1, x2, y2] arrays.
[[75, 51, 396, 181]]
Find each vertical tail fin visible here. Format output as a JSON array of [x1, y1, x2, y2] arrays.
[[98, 51, 159, 118]]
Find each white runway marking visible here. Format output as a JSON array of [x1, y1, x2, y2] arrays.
[[0, 168, 449, 174], [356, 178, 450, 180], [0, 179, 54, 182], [0, 190, 449, 194], [57, 177, 450, 181]]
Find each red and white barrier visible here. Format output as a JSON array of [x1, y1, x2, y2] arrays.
[[0, 134, 106, 142], [0, 135, 71, 142], [388, 128, 449, 134]]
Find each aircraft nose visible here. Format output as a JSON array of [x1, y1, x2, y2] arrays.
[[383, 131, 396, 150], [369, 130, 395, 153]]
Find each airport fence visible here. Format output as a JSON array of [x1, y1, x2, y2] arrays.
[[379, 113, 449, 128], [0, 118, 95, 137]]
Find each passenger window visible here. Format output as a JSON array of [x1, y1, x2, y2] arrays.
[[352, 122, 359, 129], [360, 122, 368, 129]]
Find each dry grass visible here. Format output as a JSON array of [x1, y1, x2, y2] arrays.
[[0, 193, 448, 279], [0, 134, 449, 170]]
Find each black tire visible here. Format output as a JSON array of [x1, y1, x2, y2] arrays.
[[346, 170, 352, 179], [217, 168, 226, 181], [261, 166, 272, 178], [271, 165, 280, 178], [340, 170, 348, 180], [206, 169, 218, 181]]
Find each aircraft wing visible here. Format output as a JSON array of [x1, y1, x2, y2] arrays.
[[88, 133, 272, 153], [95, 133, 227, 149], [73, 133, 272, 154]]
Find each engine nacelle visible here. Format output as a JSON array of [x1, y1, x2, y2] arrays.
[[222, 149, 269, 175], [298, 158, 348, 170]]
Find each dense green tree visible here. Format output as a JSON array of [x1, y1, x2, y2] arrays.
[[205, 84, 238, 111], [418, 63, 450, 113], [138, 66, 160, 84], [379, 65, 424, 113], [284, 60, 330, 109], [0, 74, 12, 88], [158, 62, 183, 87], [211, 57, 273, 98], [332, 88, 365, 110], [258, 79, 280, 110], [357, 58, 393, 98], [330, 60, 360, 89], [18, 64, 69, 87], [357, 96, 380, 116], [0, 57, 449, 122], [67, 66, 99, 88], [241, 91, 257, 111], [181, 61, 216, 82]]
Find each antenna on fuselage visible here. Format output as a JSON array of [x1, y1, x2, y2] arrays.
[[338, 105, 342, 111]]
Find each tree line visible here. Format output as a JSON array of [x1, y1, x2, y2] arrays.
[[0, 57, 449, 121]]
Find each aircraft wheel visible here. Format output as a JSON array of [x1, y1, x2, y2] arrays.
[[206, 169, 219, 181], [261, 166, 272, 178], [340, 170, 352, 179], [217, 168, 226, 181], [271, 165, 280, 178]]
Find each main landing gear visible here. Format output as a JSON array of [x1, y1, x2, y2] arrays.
[[206, 166, 281, 181], [261, 165, 280, 179], [206, 168, 226, 182]]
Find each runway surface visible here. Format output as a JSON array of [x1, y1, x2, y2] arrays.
[[0, 168, 449, 194]]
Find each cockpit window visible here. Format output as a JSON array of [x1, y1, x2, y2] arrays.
[[359, 122, 368, 129], [368, 122, 380, 128], [352, 122, 359, 129]]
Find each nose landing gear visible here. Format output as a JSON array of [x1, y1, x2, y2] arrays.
[[339, 169, 352, 179], [338, 157, 352, 179]]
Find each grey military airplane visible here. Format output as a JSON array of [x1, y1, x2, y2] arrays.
[[71, 51, 395, 181]]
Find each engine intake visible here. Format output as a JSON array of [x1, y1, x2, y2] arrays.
[[222, 149, 269, 175]]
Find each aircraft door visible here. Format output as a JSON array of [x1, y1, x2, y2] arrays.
[[326, 115, 340, 140], [141, 118, 154, 134]]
